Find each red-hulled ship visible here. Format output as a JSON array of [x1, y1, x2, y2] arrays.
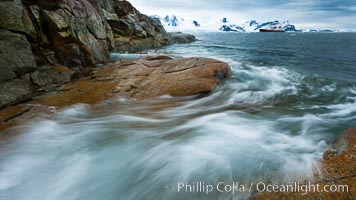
[[259, 25, 285, 32]]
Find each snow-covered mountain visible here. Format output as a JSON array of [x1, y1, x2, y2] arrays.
[[202, 18, 245, 32], [151, 15, 318, 32], [240, 20, 297, 32], [150, 15, 200, 31]]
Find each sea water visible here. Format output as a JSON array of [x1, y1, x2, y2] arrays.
[[0, 32, 355, 200]]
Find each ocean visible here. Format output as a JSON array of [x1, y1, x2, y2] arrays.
[[0, 32, 355, 200]]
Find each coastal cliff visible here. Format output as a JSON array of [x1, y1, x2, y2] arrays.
[[0, 0, 195, 108]]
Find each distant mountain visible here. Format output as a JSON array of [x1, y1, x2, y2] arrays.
[[300, 29, 336, 33], [240, 20, 298, 32], [151, 15, 340, 32], [150, 15, 200, 31], [203, 18, 245, 32]]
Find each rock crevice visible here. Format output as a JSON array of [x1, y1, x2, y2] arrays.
[[0, 0, 197, 108], [0, 56, 231, 131]]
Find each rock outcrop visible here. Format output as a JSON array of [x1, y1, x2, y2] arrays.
[[0, 30, 36, 83], [169, 32, 198, 44], [35, 56, 231, 106], [0, 56, 230, 132], [0, 0, 196, 108], [319, 128, 355, 197], [252, 128, 356, 200]]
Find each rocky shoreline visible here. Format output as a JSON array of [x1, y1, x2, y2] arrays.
[[0, 1, 354, 200], [0, 56, 231, 132], [0, 0, 196, 109], [253, 128, 355, 199]]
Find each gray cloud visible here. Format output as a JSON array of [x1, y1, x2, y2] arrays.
[[130, 0, 356, 29]]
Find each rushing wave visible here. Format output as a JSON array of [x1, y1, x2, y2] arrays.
[[0, 32, 355, 200]]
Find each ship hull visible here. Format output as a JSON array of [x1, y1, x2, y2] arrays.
[[259, 29, 285, 32]]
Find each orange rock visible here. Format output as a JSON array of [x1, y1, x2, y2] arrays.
[[252, 128, 356, 200], [131, 57, 231, 98], [0, 56, 230, 132], [0, 106, 31, 133], [34, 56, 231, 107]]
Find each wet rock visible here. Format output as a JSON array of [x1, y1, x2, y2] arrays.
[[41, 0, 110, 67], [1, 0, 196, 68], [0, 105, 31, 132], [0, 0, 197, 108], [1, 0, 196, 70], [169, 32, 197, 43], [0, 0, 25, 32], [0, 106, 31, 123], [115, 37, 165, 52], [30, 66, 73, 89], [34, 56, 231, 107], [0, 77, 33, 107], [0, 104, 57, 134], [252, 128, 356, 200], [22, 7, 38, 42], [41, 9, 69, 31], [321, 128, 356, 178], [0, 56, 230, 131], [0, 30, 37, 83], [133, 57, 230, 98], [107, 0, 173, 51]]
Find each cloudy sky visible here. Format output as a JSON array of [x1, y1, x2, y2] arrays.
[[130, 0, 356, 30]]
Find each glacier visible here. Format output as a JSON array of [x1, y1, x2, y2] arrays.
[[150, 15, 298, 32], [150, 15, 342, 33]]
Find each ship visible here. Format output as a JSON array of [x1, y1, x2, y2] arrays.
[[259, 25, 285, 32]]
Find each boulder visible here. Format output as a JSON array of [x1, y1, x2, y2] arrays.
[[30, 66, 74, 89], [0, 0, 25, 32], [114, 37, 165, 52], [131, 57, 231, 98], [0, 77, 33, 107], [107, 0, 172, 51], [169, 32, 197, 43], [35, 56, 231, 107], [0, 30, 37, 83]]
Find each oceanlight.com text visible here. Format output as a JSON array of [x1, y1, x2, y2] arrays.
[[165, 181, 349, 195]]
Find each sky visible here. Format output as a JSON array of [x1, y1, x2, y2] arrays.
[[130, 0, 356, 30]]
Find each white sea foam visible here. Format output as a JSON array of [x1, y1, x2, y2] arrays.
[[1, 32, 355, 200]]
